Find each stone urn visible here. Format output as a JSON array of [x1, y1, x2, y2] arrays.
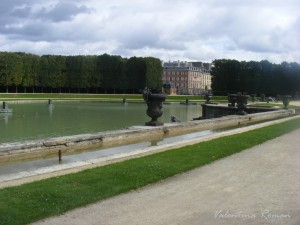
[[228, 94, 237, 107], [236, 94, 249, 115], [204, 94, 212, 104], [281, 95, 291, 109], [260, 94, 266, 102], [143, 89, 167, 126], [250, 94, 256, 102]]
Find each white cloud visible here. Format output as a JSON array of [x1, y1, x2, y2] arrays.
[[0, 0, 299, 63]]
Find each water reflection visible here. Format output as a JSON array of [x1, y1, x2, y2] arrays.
[[0, 130, 213, 177], [0, 113, 12, 125], [48, 104, 54, 117], [0, 102, 202, 143]]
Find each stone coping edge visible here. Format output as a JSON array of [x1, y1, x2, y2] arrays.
[[0, 109, 295, 158], [0, 113, 299, 188]]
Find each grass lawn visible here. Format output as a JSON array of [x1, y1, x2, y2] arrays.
[[0, 93, 228, 102], [250, 102, 300, 110], [0, 118, 299, 225], [0, 93, 143, 101]]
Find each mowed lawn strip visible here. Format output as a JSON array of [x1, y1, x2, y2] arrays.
[[0, 118, 300, 225], [0, 93, 229, 102]]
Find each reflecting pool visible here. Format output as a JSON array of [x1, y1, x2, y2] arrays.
[[0, 101, 202, 143], [0, 130, 213, 176]]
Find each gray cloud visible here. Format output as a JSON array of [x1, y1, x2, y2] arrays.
[[36, 2, 91, 22], [0, 1, 92, 42], [0, 0, 299, 63], [11, 6, 33, 18]]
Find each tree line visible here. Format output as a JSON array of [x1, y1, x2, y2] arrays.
[[0, 52, 162, 94], [211, 59, 300, 97]]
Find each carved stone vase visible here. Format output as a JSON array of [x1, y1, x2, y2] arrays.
[[204, 94, 212, 104], [281, 95, 291, 109], [228, 94, 237, 107], [250, 94, 256, 102], [236, 94, 249, 115], [143, 90, 167, 126]]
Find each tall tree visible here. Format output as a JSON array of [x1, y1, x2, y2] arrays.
[[211, 59, 300, 96], [38, 55, 50, 93], [85, 55, 100, 93], [66, 56, 82, 92], [22, 53, 40, 93], [96, 54, 126, 93], [0, 52, 24, 93], [126, 57, 146, 93], [144, 57, 163, 92], [211, 59, 242, 94]]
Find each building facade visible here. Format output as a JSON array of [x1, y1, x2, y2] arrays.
[[162, 61, 212, 95]]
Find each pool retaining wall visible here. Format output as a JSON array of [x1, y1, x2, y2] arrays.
[[0, 109, 295, 162]]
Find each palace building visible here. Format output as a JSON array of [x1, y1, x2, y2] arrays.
[[162, 61, 212, 95]]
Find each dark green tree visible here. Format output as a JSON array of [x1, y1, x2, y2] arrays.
[[22, 53, 40, 93], [85, 55, 100, 93], [126, 57, 146, 93], [0, 52, 24, 93], [211, 59, 300, 96], [211, 59, 242, 94], [96, 54, 125, 93], [144, 57, 163, 92]]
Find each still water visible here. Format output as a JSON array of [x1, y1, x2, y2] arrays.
[[0, 101, 202, 143], [0, 130, 213, 176]]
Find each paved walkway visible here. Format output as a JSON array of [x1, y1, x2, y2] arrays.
[[290, 100, 300, 106], [31, 127, 300, 225]]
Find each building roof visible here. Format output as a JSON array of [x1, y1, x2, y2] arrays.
[[162, 60, 211, 73]]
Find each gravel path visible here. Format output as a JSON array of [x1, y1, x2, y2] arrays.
[[31, 128, 300, 225], [291, 100, 300, 106]]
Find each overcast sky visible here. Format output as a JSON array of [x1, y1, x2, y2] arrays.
[[0, 0, 299, 63]]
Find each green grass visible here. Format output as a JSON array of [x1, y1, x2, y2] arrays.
[[0, 118, 300, 225], [0, 93, 143, 101], [0, 93, 228, 102], [250, 102, 300, 109]]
